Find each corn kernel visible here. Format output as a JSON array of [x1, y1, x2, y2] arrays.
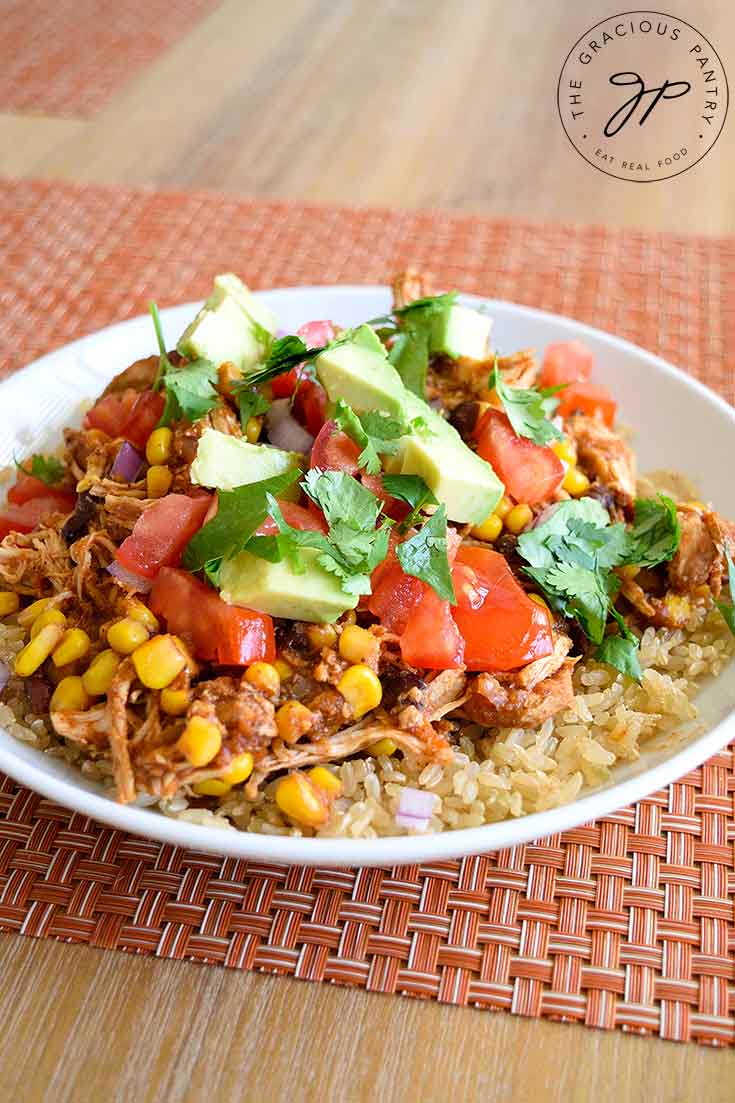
[[371, 737, 398, 757], [192, 778, 231, 797], [52, 627, 91, 667], [245, 416, 263, 444], [275, 772, 329, 827], [30, 608, 66, 638], [50, 675, 90, 712], [273, 658, 293, 682], [82, 649, 121, 696], [339, 624, 379, 665], [275, 700, 314, 744], [529, 593, 549, 610], [17, 597, 52, 627], [307, 623, 337, 650], [551, 437, 577, 466], [14, 623, 65, 676], [177, 716, 222, 767], [222, 752, 254, 786], [122, 597, 159, 633], [682, 500, 705, 511], [107, 617, 149, 655], [620, 564, 641, 579], [562, 468, 591, 497], [504, 503, 534, 535], [308, 765, 343, 798], [0, 592, 20, 617], [147, 464, 173, 498], [217, 360, 243, 396], [145, 426, 173, 466], [494, 496, 514, 521], [337, 664, 382, 720], [471, 513, 503, 542], [160, 686, 190, 716], [132, 634, 187, 689], [244, 661, 280, 696]]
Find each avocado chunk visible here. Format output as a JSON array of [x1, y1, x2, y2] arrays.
[[177, 273, 277, 373], [430, 304, 491, 361], [315, 324, 406, 418], [219, 548, 357, 622], [190, 428, 302, 500]]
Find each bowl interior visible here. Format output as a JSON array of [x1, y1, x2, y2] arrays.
[[1, 285, 733, 866]]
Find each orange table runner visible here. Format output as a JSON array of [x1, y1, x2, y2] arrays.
[[0, 179, 733, 1046]]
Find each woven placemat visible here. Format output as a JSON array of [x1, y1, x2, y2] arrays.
[[0, 0, 217, 117], [0, 178, 733, 1046]]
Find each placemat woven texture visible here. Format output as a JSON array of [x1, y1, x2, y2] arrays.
[[0, 179, 733, 1047], [0, 0, 218, 116]]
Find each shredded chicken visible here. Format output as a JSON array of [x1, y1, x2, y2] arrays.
[[391, 269, 435, 310], [567, 414, 637, 512], [0, 525, 75, 594], [462, 636, 575, 729], [188, 676, 277, 754], [106, 659, 137, 803]]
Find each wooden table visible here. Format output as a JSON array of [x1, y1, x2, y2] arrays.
[[2, 2, 734, 1098]]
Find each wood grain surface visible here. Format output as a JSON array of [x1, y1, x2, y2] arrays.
[[2, 2, 734, 1100]]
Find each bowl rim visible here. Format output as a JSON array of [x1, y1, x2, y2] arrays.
[[1, 285, 733, 867]]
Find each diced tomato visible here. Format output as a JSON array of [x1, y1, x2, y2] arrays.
[[294, 380, 328, 437], [8, 474, 75, 510], [85, 389, 138, 436], [475, 408, 564, 505], [85, 387, 164, 447], [256, 500, 328, 536], [540, 340, 594, 388], [368, 557, 423, 633], [270, 365, 310, 399], [116, 494, 210, 579], [0, 497, 75, 541], [150, 567, 275, 665], [297, 319, 337, 348], [400, 586, 465, 670], [556, 381, 617, 428], [310, 420, 361, 474], [121, 390, 166, 448], [451, 547, 553, 671]]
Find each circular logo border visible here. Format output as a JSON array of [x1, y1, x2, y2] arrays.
[[556, 9, 729, 183]]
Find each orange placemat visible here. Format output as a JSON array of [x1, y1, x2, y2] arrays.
[[0, 0, 218, 116], [0, 179, 733, 1046]]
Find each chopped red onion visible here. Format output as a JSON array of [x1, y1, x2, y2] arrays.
[[531, 502, 560, 529], [0, 661, 9, 697], [27, 675, 52, 714], [110, 441, 145, 483], [396, 787, 436, 830], [296, 319, 337, 348], [265, 399, 315, 454], [107, 559, 152, 593]]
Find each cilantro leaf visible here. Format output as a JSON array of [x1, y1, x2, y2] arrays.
[[158, 357, 220, 426], [182, 468, 300, 578], [518, 499, 630, 644], [395, 293, 457, 319], [333, 400, 406, 474], [241, 335, 321, 390], [595, 608, 642, 681], [621, 495, 681, 568], [714, 546, 735, 636], [490, 363, 563, 445], [236, 386, 270, 429], [16, 454, 65, 486], [260, 474, 390, 597], [396, 504, 456, 603], [380, 473, 438, 529], [373, 293, 457, 398]]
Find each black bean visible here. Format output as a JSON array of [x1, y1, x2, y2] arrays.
[[61, 491, 98, 544], [448, 401, 480, 440]]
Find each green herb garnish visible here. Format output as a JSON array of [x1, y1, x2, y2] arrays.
[[236, 386, 270, 429], [380, 473, 438, 530], [257, 470, 390, 597], [621, 495, 681, 569], [158, 358, 220, 426], [182, 469, 300, 581], [369, 293, 457, 399], [15, 453, 65, 486], [595, 608, 643, 682], [333, 400, 406, 475], [396, 504, 456, 603], [149, 301, 173, 393], [490, 362, 563, 446]]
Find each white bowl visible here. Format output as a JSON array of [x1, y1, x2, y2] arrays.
[[1, 286, 733, 866]]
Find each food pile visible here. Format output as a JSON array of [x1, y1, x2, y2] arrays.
[[0, 271, 733, 836]]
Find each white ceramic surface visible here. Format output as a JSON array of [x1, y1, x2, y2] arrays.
[[1, 286, 733, 867]]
